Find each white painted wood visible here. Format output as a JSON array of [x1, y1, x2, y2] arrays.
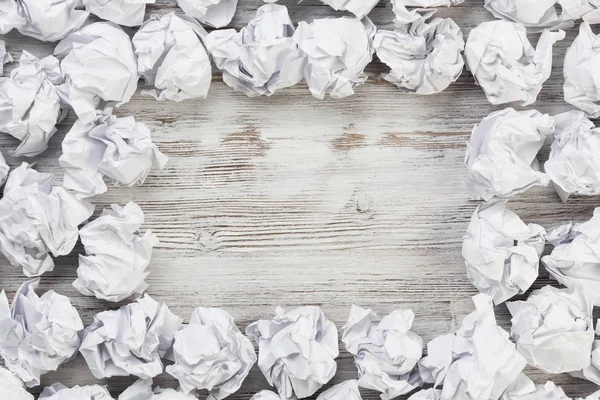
[[1, 1, 599, 398]]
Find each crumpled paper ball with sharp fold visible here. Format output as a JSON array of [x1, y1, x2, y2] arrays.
[[133, 12, 212, 102], [463, 201, 546, 305], [54, 22, 138, 124], [293, 17, 376, 99], [176, 0, 238, 28], [465, 108, 554, 201], [542, 208, 600, 306], [60, 115, 167, 199], [0, 279, 84, 387], [342, 305, 423, 399], [118, 379, 198, 400], [375, 5, 464, 95], [418, 294, 527, 400], [564, 22, 600, 118], [204, 2, 304, 97], [0, 366, 34, 400], [0, 162, 94, 277], [246, 306, 339, 400], [166, 307, 256, 399], [319, 0, 379, 19], [545, 111, 600, 201], [0, 0, 89, 42], [316, 380, 362, 400], [73, 202, 159, 302], [80, 295, 183, 379], [83, 0, 154, 27], [39, 383, 114, 400], [500, 374, 570, 400], [507, 285, 595, 374], [465, 20, 564, 106], [0, 51, 66, 157]]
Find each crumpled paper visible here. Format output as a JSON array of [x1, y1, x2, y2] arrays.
[[484, 0, 600, 32], [319, 0, 379, 19], [564, 22, 600, 118], [73, 202, 159, 302], [80, 295, 182, 379], [0, 162, 94, 277], [0, 366, 34, 400], [0, 0, 89, 42], [176, 0, 238, 28], [293, 17, 376, 99], [166, 307, 256, 398], [0, 51, 66, 157], [463, 201, 546, 305], [0, 279, 84, 387], [572, 322, 600, 386], [119, 379, 198, 400], [204, 2, 304, 97], [250, 391, 282, 400], [60, 115, 167, 198], [465, 108, 554, 201], [341, 305, 423, 399], [83, 0, 154, 27], [133, 12, 212, 101], [465, 20, 564, 106], [418, 294, 527, 400], [542, 208, 600, 306], [0, 151, 9, 186], [54, 22, 138, 124], [246, 306, 339, 400], [392, 0, 464, 6], [39, 383, 113, 400], [374, 6, 464, 94], [316, 380, 362, 400], [0, 40, 12, 76], [545, 111, 600, 201], [507, 285, 594, 374], [407, 389, 442, 400], [500, 374, 570, 400]]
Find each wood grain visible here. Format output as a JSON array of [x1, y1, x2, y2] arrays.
[[1, 0, 599, 398]]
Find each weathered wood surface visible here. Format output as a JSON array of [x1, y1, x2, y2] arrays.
[[1, 0, 599, 398]]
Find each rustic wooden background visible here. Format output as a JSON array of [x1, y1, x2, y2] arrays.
[[1, 0, 599, 398]]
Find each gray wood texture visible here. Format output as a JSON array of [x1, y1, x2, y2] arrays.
[[1, 0, 599, 398]]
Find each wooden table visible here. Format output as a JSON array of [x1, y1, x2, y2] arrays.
[[2, 1, 599, 398]]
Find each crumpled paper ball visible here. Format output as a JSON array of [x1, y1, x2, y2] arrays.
[[342, 305, 423, 399], [0, 162, 94, 277], [119, 379, 198, 400], [73, 202, 159, 302], [316, 380, 362, 400], [293, 17, 376, 99], [484, 0, 600, 32], [246, 306, 339, 400], [375, 5, 464, 94], [418, 294, 527, 399], [407, 389, 441, 400], [166, 307, 256, 399], [463, 201, 546, 305], [465, 20, 564, 106], [0, 39, 13, 76], [0, 51, 66, 157], [80, 295, 183, 379], [204, 2, 304, 97], [319, 0, 379, 19], [465, 108, 554, 201], [176, 0, 238, 28], [545, 111, 600, 201], [60, 115, 167, 198], [54, 22, 138, 124], [0, 366, 34, 400], [133, 12, 212, 102], [500, 374, 571, 400], [507, 285, 595, 374], [39, 383, 113, 400], [83, 0, 154, 27], [542, 208, 600, 306], [0, 0, 89, 42], [564, 22, 600, 118], [572, 322, 600, 386], [0, 279, 84, 387], [250, 391, 281, 400]]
